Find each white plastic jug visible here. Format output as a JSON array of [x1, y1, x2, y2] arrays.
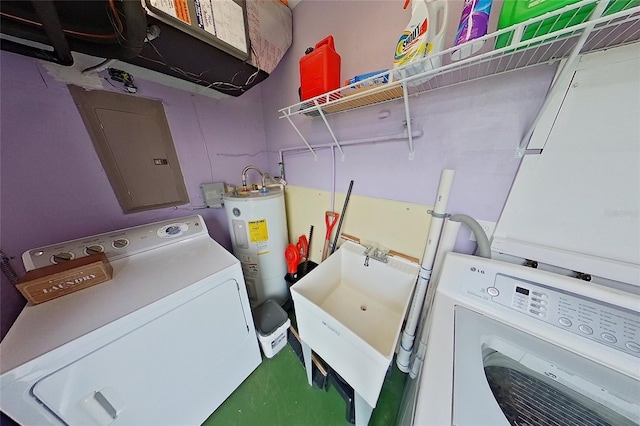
[[393, 0, 448, 86]]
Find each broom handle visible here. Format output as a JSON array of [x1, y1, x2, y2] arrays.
[[331, 180, 354, 255]]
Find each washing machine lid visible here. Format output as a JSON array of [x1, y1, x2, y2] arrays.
[[491, 46, 640, 287], [0, 234, 238, 375]]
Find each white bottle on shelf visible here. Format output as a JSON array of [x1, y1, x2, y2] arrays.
[[393, 0, 449, 85]]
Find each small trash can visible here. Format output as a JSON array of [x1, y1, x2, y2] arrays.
[[253, 299, 291, 358]]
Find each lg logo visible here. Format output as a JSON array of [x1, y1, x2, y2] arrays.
[[470, 267, 485, 274]]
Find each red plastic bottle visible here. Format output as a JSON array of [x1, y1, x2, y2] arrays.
[[299, 35, 341, 101]]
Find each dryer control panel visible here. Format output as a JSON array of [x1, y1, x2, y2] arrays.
[[23, 215, 208, 270], [460, 268, 640, 358]]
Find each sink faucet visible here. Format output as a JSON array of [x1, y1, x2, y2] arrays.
[[241, 165, 264, 191], [364, 246, 388, 266]]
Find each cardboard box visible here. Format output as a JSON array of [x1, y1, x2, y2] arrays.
[[16, 253, 113, 304]]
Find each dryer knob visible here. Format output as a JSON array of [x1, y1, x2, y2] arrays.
[[51, 252, 74, 264], [112, 239, 129, 249], [85, 245, 104, 255]]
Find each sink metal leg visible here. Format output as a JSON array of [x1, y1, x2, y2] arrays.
[[354, 391, 373, 426], [301, 340, 313, 386]]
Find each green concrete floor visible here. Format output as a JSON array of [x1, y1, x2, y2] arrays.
[[202, 343, 407, 426]]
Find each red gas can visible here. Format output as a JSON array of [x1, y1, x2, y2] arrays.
[[299, 35, 341, 101]]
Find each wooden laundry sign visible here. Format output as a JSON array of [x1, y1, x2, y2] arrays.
[[16, 253, 113, 304]]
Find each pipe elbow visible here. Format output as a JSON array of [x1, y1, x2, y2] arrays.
[[241, 165, 264, 190]]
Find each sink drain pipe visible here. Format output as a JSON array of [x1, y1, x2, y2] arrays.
[[397, 169, 455, 373], [408, 215, 491, 378]]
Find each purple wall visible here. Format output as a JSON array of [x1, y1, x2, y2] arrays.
[[1, 1, 558, 338], [259, 1, 556, 246], [0, 51, 268, 338]]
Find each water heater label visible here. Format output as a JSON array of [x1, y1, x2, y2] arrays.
[[248, 219, 268, 242], [256, 241, 269, 255]]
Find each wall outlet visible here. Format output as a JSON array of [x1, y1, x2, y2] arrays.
[[469, 220, 496, 242]]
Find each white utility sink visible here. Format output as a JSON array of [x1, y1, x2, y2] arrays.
[[291, 241, 419, 426]]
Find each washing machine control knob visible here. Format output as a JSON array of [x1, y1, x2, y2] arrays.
[[487, 287, 499, 297]]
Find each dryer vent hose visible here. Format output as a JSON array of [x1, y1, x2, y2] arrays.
[[1, 250, 21, 285]]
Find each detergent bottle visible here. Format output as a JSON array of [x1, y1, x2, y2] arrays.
[[393, 0, 448, 85], [451, 0, 494, 61]]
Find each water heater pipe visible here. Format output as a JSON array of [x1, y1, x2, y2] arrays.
[[241, 165, 264, 190], [397, 169, 455, 372]]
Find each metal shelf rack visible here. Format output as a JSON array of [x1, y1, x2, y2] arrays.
[[278, 0, 640, 159]]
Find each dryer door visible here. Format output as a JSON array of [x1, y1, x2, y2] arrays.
[[453, 307, 640, 426], [31, 278, 252, 426]]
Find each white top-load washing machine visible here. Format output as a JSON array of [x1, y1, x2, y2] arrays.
[[398, 43, 640, 426], [0, 215, 261, 425], [402, 253, 640, 425]]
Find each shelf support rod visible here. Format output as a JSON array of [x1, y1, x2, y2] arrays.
[[314, 100, 345, 160], [401, 81, 415, 160], [284, 114, 317, 160], [516, 0, 610, 157]]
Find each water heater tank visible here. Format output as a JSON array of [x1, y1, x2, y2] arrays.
[[223, 188, 289, 307]]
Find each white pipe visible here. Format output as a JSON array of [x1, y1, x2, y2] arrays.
[[397, 169, 455, 372], [278, 129, 424, 158], [276, 129, 423, 194], [429, 219, 461, 294], [331, 147, 336, 212], [409, 218, 461, 378]]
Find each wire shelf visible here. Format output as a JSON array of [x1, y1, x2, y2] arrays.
[[279, 0, 640, 158]]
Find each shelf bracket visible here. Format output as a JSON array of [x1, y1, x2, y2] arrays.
[[401, 81, 415, 160], [313, 100, 345, 160], [284, 114, 317, 160], [517, 0, 610, 156]]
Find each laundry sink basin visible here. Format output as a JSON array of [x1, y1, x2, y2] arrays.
[[290, 241, 419, 425]]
